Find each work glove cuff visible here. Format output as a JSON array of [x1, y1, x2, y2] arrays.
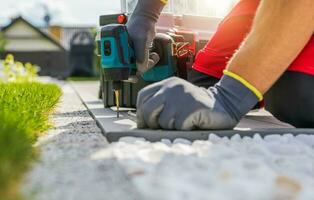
[[213, 72, 261, 121]]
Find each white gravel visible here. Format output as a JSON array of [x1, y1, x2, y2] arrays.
[[23, 82, 314, 200], [92, 134, 314, 200]]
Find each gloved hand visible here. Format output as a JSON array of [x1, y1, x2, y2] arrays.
[[136, 71, 261, 130], [127, 0, 165, 76]]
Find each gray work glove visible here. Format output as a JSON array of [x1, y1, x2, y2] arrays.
[[136, 75, 259, 130], [127, 0, 165, 76]]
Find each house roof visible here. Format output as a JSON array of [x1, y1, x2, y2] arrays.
[[1, 16, 66, 51]]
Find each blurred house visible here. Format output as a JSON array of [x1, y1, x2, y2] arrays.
[[0, 16, 95, 78], [56, 26, 96, 77]]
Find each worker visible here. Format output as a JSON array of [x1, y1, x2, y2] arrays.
[[127, 0, 314, 130]]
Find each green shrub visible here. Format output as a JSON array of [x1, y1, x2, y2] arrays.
[[0, 111, 33, 200], [0, 82, 62, 200]]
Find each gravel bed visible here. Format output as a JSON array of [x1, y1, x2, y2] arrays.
[[99, 135, 314, 200]]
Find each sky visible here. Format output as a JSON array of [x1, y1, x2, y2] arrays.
[[0, 0, 121, 26]]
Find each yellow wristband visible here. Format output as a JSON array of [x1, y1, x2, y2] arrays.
[[160, 0, 168, 4], [223, 70, 263, 102]]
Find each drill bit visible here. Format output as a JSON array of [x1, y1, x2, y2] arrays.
[[114, 90, 120, 118]]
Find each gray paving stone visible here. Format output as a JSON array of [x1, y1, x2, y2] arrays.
[[71, 82, 314, 143]]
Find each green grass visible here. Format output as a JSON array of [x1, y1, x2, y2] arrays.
[[0, 82, 62, 200]]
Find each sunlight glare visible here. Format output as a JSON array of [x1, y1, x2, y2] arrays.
[[201, 0, 237, 17]]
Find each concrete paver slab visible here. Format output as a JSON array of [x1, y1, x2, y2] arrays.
[[71, 82, 314, 143]]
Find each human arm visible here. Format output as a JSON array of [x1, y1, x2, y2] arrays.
[[227, 0, 314, 94]]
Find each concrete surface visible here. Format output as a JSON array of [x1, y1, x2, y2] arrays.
[[71, 82, 314, 143]]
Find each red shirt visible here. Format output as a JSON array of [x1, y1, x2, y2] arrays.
[[193, 0, 314, 78]]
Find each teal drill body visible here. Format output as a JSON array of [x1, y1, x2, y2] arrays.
[[100, 24, 176, 83], [101, 24, 136, 82]]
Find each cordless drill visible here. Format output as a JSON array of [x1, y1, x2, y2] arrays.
[[99, 14, 176, 117]]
